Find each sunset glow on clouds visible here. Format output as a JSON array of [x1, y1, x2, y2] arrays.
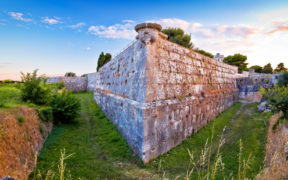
[[0, 0, 288, 80]]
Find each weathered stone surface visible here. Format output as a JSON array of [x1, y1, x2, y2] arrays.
[[62, 77, 88, 92], [47, 72, 98, 92], [236, 73, 281, 98], [94, 23, 239, 163]]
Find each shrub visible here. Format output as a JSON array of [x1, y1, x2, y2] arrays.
[[162, 28, 193, 49], [50, 89, 81, 124], [20, 69, 51, 105], [57, 81, 65, 89], [39, 124, 44, 135], [0, 102, 5, 108], [278, 72, 288, 87], [16, 115, 25, 125], [38, 106, 53, 122], [260, 86, 288, 118]]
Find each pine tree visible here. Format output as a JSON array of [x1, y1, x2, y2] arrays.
[[97, 52, 112, 72]]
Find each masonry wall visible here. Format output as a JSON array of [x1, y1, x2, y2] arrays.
[[94, 40, 147, 155], [63, 77, 88, 92], [141, 36, 239, 161], [236, 73, 280, 98], [87, 73, 98, 91], [94, 24, 239, 162], [47, 73, 98, 92]]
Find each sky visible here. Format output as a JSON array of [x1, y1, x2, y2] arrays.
[[0, 0, 288, 80]]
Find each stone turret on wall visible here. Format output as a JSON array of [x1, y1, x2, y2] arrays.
[[94, 23, 239, 163]]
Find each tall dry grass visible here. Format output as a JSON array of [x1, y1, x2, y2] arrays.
[[183, 125, 254, 180], [257, 113, 288, 179], [32, 149, 75, 180]]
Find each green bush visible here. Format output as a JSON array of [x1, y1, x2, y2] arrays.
[[57, 81, 64, 89], [278, 72, 288, 87], [0, 102, 6, 108], [20, 69, 51, 105], [38, 106, 53, 122], [162, 28, 193, 49], [260, 86, 288, 118], [50, 89, 81, 124], [16, 115, 25, 125]]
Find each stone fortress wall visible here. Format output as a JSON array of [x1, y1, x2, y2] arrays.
[[94, 23, 239, 163], [236, 69, 280, 98], [47, 72, 97, 92]]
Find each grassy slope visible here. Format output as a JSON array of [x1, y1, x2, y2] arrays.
[[0, 84, 22, 107], [31, 92, 271, 179]]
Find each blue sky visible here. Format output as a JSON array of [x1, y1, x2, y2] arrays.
[[0, 0, 288, 80]]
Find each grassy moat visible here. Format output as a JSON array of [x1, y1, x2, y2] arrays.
[[25, 91, 271, 179]]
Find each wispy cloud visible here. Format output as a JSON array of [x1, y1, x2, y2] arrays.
[[70, 22, 85, 29], [9, 12, 32, 22], [42, 17, 60, 24], [0, 62, 13, 68], [149, 18, 257, 40], [88, 21, 137, 39]]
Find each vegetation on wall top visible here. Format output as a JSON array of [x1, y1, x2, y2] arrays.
[[162, 28, 194, 49]]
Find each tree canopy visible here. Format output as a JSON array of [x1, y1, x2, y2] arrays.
[[162, 28, 193, 49], [274, 62, 287, 73], [249, 65, 263, 73], [223, 53, 248, 73], [65, 72, 76, 77], [97, 52, 112, 72], [262, 63, 273, 74]]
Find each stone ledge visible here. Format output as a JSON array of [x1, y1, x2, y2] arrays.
[[135, 23, 162, 32]]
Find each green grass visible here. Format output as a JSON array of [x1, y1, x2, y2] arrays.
[[30, 92, 271, 179], [0, 84, 22, 107], [30, 92, 140, 179]]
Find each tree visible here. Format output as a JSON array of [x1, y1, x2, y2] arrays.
[[162, 28, 193, 49], [262, 63, 273, 74], [223, 53, 248, 73], [249, 65, 263, 73], [195, 49, 214, 58], [97, 52, 112, 72], [65, 72, 76, 77], [274, 62, 287, 73]]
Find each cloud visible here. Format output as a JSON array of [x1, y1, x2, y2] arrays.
[[70, 22, 85, 29], [88, 22, 137, 39], [9, 12, 32, 22], [42, 17, 60, 24], [151, 18, 257, 40], [268, 22, 288, 34], [122, 20, 135, 23], [0, 62, 13, 68]]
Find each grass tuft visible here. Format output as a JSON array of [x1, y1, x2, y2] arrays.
[[16, 115, 25, 125]]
